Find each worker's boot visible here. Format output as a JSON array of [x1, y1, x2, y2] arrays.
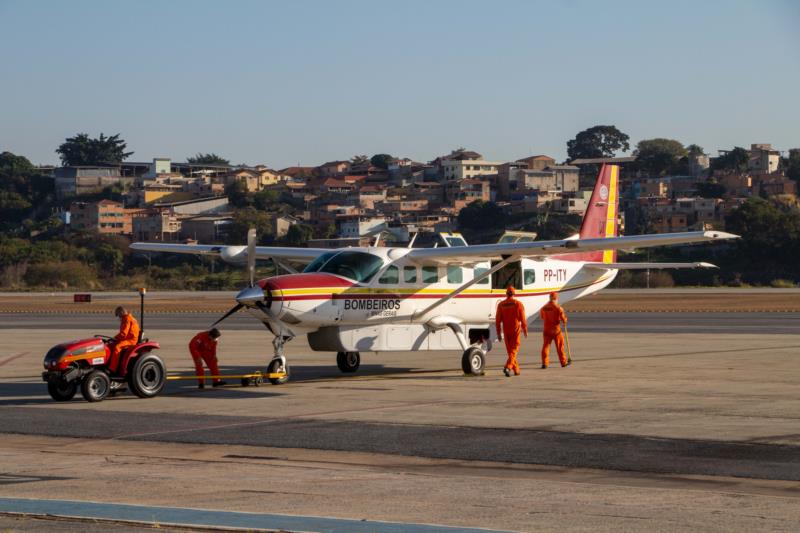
[[502, 368, 511, 377], [541, 364, 547, 369], [198, 382, 205, 389], [212, 380, 227, 388], [562, 358, 572, 367]]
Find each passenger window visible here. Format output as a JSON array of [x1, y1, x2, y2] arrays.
[[524, 269, 536, 285], [403, 266, 417, 283], [474, 266, 490, 285], [447, 265, 463, 284], [379, 266, 399, 284], [422, 266, 439, 283]]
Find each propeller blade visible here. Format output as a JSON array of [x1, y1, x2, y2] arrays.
[[247, 228, 257, 288], [211, 303, 243, 328]]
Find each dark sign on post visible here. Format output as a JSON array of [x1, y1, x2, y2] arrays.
[[73, 294, 92, 303]]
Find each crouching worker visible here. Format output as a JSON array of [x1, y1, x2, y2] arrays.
[[109, 306, 140, 372], [189, 328, 226, 389]]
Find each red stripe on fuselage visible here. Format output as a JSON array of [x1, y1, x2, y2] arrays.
[[261, 273, 355, 291]]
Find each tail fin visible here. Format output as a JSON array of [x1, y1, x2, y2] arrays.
[[562, 164, 619, 263]]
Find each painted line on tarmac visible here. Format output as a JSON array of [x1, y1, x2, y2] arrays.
[[0, 352, 28, 367], [0, 497, 512, 533]]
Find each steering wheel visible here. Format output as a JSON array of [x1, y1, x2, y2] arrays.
[[94, 334, 114, 342]]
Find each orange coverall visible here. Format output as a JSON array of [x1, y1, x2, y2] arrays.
[[110, 313, 140, 372], [539, 301, 568, 367], [189, 331, 221, 385], [495, 296, 527, 375]]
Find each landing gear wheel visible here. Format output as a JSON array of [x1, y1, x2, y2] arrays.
[[267, 359, 290, 385], [253, 376, 263, 387], [81, 370, 110, 402], [461, 347, 486, 376], [240, 378, 250, 387], [336, 351, 360, 373], [47, 380, 77, 402], [128, 353, 166, 398]]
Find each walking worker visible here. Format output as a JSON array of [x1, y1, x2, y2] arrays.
[[539, 292, 571, 369], [189, 328, 226, 389], [495, 286, 527, 377], [109, 306, 140, 372]]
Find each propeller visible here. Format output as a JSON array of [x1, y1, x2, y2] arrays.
[[247, 227, 257, 288], [210, 227, 261, 327], [210, 303, 243, 328]]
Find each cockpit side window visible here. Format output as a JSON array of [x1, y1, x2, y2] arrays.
[[379, 266, 399, 284], [309, 251, 385, 282], [303, 252, 337, 273]]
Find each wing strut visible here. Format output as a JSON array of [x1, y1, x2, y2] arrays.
[[411, 255, 520, 320]]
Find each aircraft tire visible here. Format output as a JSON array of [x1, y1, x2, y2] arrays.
[[461, 347, 486, 376], [268, 359, 290, 385], [336, 351, 360, 373]]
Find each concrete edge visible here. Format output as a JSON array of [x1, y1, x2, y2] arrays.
[[0, 498, 516, 533]]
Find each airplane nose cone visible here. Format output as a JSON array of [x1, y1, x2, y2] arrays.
[[235, 286, 265, 305]]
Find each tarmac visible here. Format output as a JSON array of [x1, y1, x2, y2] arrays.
[[0, 307, 799, 532]]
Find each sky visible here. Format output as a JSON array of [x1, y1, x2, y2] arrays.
[[1, 0, 798, 168]]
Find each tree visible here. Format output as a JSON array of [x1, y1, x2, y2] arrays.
[[634, 138, 688, 176], [252, 188, 278, 210], [724, 198, 800, 284], [370, 154, 395, 169], [696, 181, 727, 199], [686, 144, 705, 157], [784, 148, 800, 182], [711, 147, 749, 172], [187, 153, 230, 165], [283, 223, 313, 246], [56, 133, 133, 166], [225, 181, 250, 208], [226, 208, 273, 244], [457, 201, 507, 232], [566, 125, 630, 162], [350, 155, 369, 166]]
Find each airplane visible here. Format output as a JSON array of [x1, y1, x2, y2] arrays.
[[131, 164, 739, 383]]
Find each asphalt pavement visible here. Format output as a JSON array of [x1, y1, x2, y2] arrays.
[[2, 311, 798, 334]]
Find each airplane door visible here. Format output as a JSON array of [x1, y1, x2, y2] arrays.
[[491, 260, 522, 290]]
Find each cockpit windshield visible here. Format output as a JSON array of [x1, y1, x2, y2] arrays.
[[303, 251, 385, 283]]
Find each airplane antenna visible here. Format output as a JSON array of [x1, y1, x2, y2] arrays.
[[407, 232, 418, 248], [247, 227, 257, 288], [373, 233, 381, 247]]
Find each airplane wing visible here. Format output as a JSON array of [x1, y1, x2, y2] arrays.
[[584, 261, 718, 270], [405, 231, 739, 264], [129, 242, 327, 264]]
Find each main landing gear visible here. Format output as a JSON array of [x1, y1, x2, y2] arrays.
[[336, 351, 360, 373], [461, 346, 486, 376]]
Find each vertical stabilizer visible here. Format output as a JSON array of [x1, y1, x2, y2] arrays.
[[561, 164, 619, 263]]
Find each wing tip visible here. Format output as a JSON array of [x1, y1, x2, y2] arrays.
[[703, 231, 740, 240]]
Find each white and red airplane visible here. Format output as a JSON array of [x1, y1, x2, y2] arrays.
[[131, 164, 738, 382]]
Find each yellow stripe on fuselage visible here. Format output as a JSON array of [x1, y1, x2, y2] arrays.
[[275, 274, 613, 299]]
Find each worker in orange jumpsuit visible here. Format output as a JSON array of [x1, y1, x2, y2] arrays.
[[495, 286, 527, 377], [189, 328, 226, 389], [109, 306, 140, 372], [539, 292, 571, 369]]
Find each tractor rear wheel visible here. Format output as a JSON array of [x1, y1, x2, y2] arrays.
[[128, 353, 166, 398], [47, 380, 77, 402], [81, 370, 111, 402]]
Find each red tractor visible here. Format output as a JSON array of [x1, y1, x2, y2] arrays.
[[41, 335, 166, 402]]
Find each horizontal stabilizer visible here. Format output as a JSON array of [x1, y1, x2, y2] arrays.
[[584, 262, 718, 270]]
